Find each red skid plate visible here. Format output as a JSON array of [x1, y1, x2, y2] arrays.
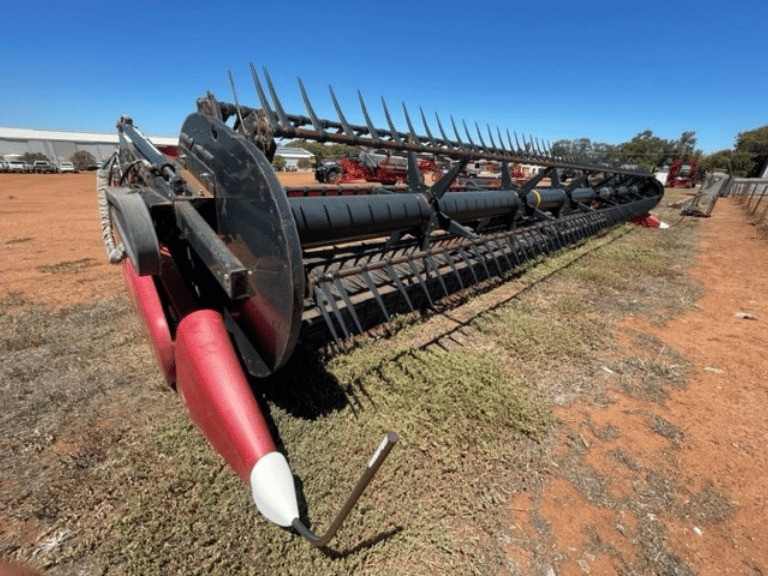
[[174, 309, 276, 483]]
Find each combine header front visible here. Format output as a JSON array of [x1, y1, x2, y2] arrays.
[[98, 66, 664, 546]]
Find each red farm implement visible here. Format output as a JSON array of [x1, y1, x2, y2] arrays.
[[666, 157, 699, 188], [98, 66, 664, 546]]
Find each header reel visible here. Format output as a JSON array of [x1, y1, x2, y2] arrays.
[[99, 67, 663, 546]]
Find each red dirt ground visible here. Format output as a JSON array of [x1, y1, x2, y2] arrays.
[[505, 194, 768, 574], [1, 173, 767, 574]]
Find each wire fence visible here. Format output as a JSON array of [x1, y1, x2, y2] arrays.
[[726, 178, 768, 224]]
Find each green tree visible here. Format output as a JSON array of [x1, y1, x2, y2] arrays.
[[734, 125, 768, 177], [550, 138, 616, 163], [297, 158, 311, 170], [21, 152, 48, 163], [615, 130, 671, 170], [272, 154, 286, 171], [285, 139, 358, 160], [674, 131, 698, 162], [70, 150, 97, 170]]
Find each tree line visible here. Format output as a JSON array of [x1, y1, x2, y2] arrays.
[[19, 150, 98, 169], [552, 125, 768, 178]]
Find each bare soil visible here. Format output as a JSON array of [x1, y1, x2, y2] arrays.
[[1, 173, 767, 575], [503, 194, 768, 575]]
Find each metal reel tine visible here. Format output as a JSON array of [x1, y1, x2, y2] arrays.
[[227, 70, 246, 135], [249, 64, 279, 128], [497, 127, 507, 153], [381, 97, 402, 145], [435, 112, 451, 146], [262, 67, 292, 131], [401, 102, 418, 143], [358, 91, 381, 142], [474, 122, 488, 151], [532, 135, 542, 158], [486, 124, 498, 152], [450, 116, 465, 147], [513, 131, 522, 154], [298, 77, 326, 135], [329, 85, 355, 139], [419, 107, 437, 147], [462, 119, 476, 149], [506, 129, 515, 154]]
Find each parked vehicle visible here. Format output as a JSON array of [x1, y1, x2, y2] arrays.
[[6, 160, 28, 173], [33, 160, 57, 173], [0, 160, 8, 173], [59, 161, 77, 173]]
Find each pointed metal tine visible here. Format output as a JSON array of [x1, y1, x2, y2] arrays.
[[419, 107, 437, 147], [534, 137, 543, 156], [513, 131, 522, 154], [475, 122, 488, 150], [462, 119, 476, 149], [313, 286, 340, 344], [486, 124, 498, 152], [450, 116, 465, 147], [526, 135, 535, 157], [329, 85, 355, 138], [227, 70, 246, 135], [506, 129, 515, 154], [250, 64, 279, 128], [435, 113, 451, 146], [262, 67, 292, 131], [497, 127, 507, 153], [381, 97, 402, 145], [298, 77, 325, 135], [401, 102, 418, 143], [357, 90, 380, 142]]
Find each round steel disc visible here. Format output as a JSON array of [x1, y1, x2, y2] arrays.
[[180, 113, 304, 375]]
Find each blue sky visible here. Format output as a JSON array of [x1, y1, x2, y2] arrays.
[[1, 0, 766, 153]]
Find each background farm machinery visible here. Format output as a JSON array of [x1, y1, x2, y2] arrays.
[[99, 67, 664, 546], [314, 149, 437, 185], [665, 157, 699, 188], [315, 151, 526, 189]]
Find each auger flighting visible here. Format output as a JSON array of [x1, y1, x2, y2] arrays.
[[98, 67, 664, 545]]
